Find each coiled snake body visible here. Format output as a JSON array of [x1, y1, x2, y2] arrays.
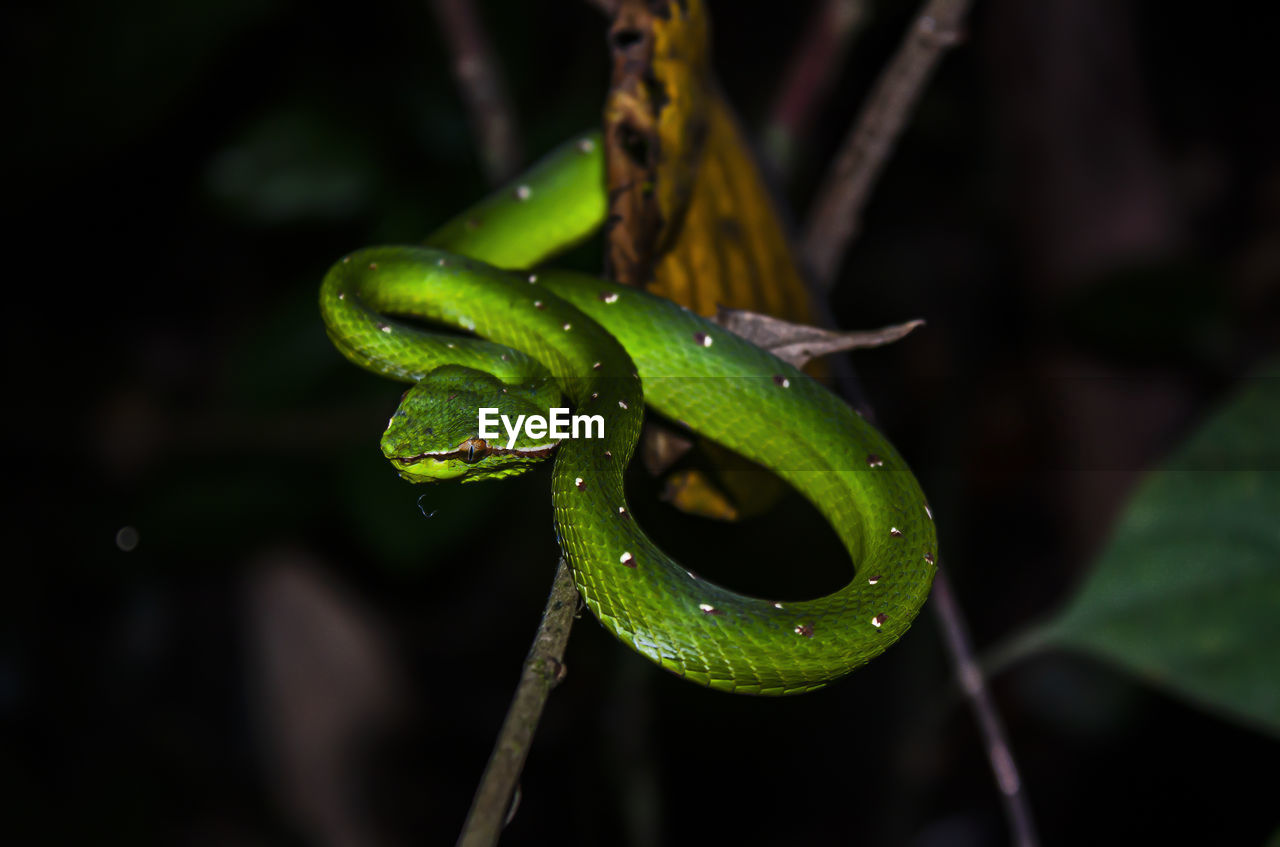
[[320, 134, 936, 695]]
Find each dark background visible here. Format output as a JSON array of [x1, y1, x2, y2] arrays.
[[4, 0, 1278, 844]]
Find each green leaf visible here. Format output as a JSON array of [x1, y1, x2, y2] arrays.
[[205, 105, 381, 225], [1004, 359, 1280, 736]]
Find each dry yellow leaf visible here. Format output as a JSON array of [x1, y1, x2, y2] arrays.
[[602, 0, 818, 518]]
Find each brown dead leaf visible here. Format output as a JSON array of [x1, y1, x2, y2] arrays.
[[603, 0, 708, 287], [602, 1, 817, 322], [641, 425, 694, 475], [601, 0, 848, 521], [714, 308, 926, 369]]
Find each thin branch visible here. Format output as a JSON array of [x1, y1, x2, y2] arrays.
[[789, 6, 1032, 836], [761, 0, 870, 177], [930, 566, 1040, 847], [457, 558, 579, 847], [429, 0, 524, 185], [801, 0, 972, 288]]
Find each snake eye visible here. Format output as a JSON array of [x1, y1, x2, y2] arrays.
[[463, 437, 488, 464]]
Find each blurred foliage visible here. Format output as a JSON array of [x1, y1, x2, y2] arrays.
[[1008, 358, 1280, 736], [205, 104, 383, 225]]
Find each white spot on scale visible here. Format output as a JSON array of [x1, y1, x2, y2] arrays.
[[574, 477, 584, 488], [563, 323, 572, 331], [867, 576, 879, 585], [577, 137, 595, 153], [773, 602, 784, 609], [698, 603, 715, 612], [514, 184, 532, 201], [618, 400, 628, 410], [602, 292, 619, 304], [337, 292, 345, 300], [380, 325, 392, 333], [528, 273, 538, 283], [871, 614, 885, 628], [619, 551, 634, 565], [925, 504, 933, 520]]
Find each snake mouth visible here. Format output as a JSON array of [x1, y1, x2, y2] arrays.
[[388, 437, 560, 484], [390, 437, 558, 466]]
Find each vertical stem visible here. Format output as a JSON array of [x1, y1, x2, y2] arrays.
[[762, 0, 870, 177], [930, 565, 1040, 847], [430, 0, 524, 184], [456, 558, 579, 847], [801, 0, 971, 288]]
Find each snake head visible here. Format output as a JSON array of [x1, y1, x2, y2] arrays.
[[381, 365, 560, 483]]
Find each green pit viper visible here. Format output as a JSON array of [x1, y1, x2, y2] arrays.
[[320, 132, 937, 695]]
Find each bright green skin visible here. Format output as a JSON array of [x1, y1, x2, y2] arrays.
[[320, 133, 937, 695], [425, 133, 607, 270]]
